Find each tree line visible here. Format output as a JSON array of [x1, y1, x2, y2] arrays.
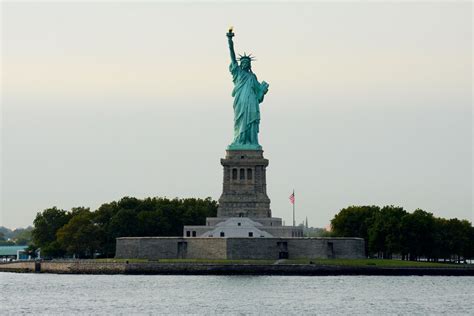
[[330, 205, 474, 262], [30, 197, 217, 258], [0, 227, 32, 246]]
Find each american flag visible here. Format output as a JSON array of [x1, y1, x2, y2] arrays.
[[289, 191, 295, 204]]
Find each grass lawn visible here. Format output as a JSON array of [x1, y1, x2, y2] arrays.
[[94, 258, 469, 268]]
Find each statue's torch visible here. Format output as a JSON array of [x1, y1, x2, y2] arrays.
[[227, 26, 234, 37]]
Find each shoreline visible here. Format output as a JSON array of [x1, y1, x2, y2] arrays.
[[1, 261, 473, 276]]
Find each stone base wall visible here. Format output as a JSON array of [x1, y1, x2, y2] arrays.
[[0, 261, 125, 274], [2, 260, 473, 276], [115, 237, 365, 260], [0, 261, 35, 272], [115, 237, 227, 260]]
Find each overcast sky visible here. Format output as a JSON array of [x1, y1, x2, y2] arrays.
[[1, 2, 472, 229]]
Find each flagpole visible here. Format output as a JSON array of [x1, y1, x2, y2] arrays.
[[292, 189, 295, 227]]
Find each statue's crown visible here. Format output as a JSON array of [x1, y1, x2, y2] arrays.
[[238, 53, 256, 61]]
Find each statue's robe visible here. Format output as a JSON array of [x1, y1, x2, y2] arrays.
[[229, 62, 267, 147]]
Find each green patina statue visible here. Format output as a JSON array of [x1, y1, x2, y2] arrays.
[[227, 27, 269, 150]]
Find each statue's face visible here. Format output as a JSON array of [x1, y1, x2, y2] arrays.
[[240, 59, 251, 70]]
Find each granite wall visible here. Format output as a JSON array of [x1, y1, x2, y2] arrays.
[[2, 260, 472, 275], [0, 261, 125, 274], [115, 237, 365, 260], [116, 237, 228, 260]]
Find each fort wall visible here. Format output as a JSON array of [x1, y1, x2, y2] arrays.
[[115, 237, 365, 260]]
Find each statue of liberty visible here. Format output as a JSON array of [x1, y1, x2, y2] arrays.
[[227, 27, 269, 150]]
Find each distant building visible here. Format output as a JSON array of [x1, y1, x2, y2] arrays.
[[0, 245, 29, 261]]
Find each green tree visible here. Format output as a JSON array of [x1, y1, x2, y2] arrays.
[[400, 209, 436, 261], [368, 206, 407, 258], [0, 232, 14, 246], [441, 218, 472, 262], [92, 201, 120, 257], [330, 204, 472, 261], [466, 226, 474, 261], [330, 205, 379, 256], [13, 229, 32, 245], [137, 209, 170, 236], [31, 207, 72, 257], [56, 210, 101, 258]]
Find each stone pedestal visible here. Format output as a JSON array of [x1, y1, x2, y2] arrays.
[[217, 150, 271, 218], [184, 149, 302, 238]]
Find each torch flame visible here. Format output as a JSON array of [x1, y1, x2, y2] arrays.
[[229, 26, 234, 33]]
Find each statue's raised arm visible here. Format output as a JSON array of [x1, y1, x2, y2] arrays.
[[227, 27, 237, 65]]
